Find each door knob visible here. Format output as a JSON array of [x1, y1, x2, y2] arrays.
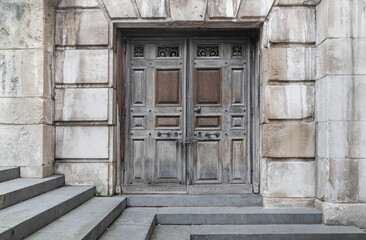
[[194, 107, 201, 113]]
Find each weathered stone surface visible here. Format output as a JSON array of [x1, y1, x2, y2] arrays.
[[55, 9, 109, 46], [0, 125, 53, 167], [0, 50, 50, 97], [268, 85, 314, 119], [268, 7, 315, 43], [262, 123, 315, 158], [55, 49, 109, 84], [315, 39, 366, 79], [316, 200, 366, 229], [136, 0, 167, 18], [103, 0, 138, 18], [0, 1, 47, 48], [0, 98, 52, 124], [20, 165, 54, 178], [56, 126, 109, 159], [209, 0, 240, 18], [55, 162, 109, 195], [263, 197, 315, 208], [359, 160, 366, 202], [317, 159, 359, 203], [55, 88, 109, 122], [268, 47, 314, 81], [316, 76, 366, 122], [265, 160, 315, 198], [58, 0, 99, 8], [317, 122, 366, 159], [237, 0, 274, 18], [278, 0, 321, 5], [353, 0, 366, 38], [170, 0, 207, 21]]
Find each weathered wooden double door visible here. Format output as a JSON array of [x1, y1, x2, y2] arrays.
[[124, 38, 251, 194]]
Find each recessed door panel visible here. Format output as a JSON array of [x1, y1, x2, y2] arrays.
[[131, 138, 146, 182], [195, 115, 221, 130], [194, 141, 221, 182], [231, 68, 245, 106], [155, 115, 181, 129], [132, 69, 146, 106], [155, 140, 182, 182], [195, 68, 222, 106], [155, 68, 181, 106], [231, 139, 246, 183]]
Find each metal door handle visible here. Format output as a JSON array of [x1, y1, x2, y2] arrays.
[[194, 107, 201, 113], [205, 132, 220, 138], [157, 131, 172, 137]]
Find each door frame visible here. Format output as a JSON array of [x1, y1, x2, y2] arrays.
[[116, 29, 260, 194]]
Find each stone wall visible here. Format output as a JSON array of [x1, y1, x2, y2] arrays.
[[315, 0, 366, 228], [260, 1, 318, 207], [0, 0, 57, 177]]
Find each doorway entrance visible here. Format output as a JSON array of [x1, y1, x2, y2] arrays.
[[123, 37, 252, 194]]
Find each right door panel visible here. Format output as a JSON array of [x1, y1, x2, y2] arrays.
[[188, 39, 251, 194]]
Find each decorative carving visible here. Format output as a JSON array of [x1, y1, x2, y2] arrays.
[[232, 45, 243, 57], [134, 46, 144, 57], [157, 47, 180, 57], [197, 45, 219, 57]]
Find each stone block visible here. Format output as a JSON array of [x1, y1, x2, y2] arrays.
[[268, 47, 315, 81], [262, 123, 315, 158], [317, 122, 366, 159], [55, 49, 109, 84], [263, 197, 315, 208], [316, 39, 353, 79], [55, 88, 109, 122], [0, 50, 50, 97], [56, 126, 109, 159], [0, 1, 48, 48], [265, 160, 315, 198], [170, 0, 207, 21], [353, 0, 366, 38], [55, 9, 109, 46], [268, 7, 315, 43], [136, 0, 168, 18], [316, 76, 366, 122], [209, 0, 240, 18], [0, 125, 53, 167], [103, 0, 138, 18], [278, 0, 321, 5], [55, 162, 109, 195], [58, 0, 99, 8], [237, 0, 274, 18], [20, 165, 54, 178], [360, 160, 366, 202], [0, 98, 52, 124], [268, 85, 314, 119], [316, 200, 366, 229]]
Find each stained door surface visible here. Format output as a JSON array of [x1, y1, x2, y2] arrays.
[[124, 38, 250, 194]]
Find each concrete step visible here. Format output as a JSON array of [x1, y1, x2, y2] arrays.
[[125, 194, 262, 207], [0, 167, 20, 183], [0, 175, 64, 210], [151, 225, 190, 240], [155, 207, 322, 225], [99, 208, 156, 240], [0, 186, 94, 240], [26, 197, 127, 240], [190, 224, 366, 240]]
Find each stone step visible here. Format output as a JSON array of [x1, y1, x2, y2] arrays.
[[151, 225, 190, 240], [0, 186, 94, 240], [190, 224, 366, 240], [99, 208, 156, 240], [0, 175, 64, 210], [0, 167, 20, 183], [26, 197, 127, 240], [125, 194, 262, 207], [155, 207, 322, 225]]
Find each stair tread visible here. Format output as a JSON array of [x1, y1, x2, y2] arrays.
[[125, 194, 262, 207], [191, 224, 366, 234], [0, 186, 93, 228], [0, 175, 63, 195], [26, 197, 126, 240], [157, 207, 321, 214], [99, 208, 156, 240], [0, 167, 19, 183]]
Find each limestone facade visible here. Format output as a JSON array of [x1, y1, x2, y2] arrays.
[[0, 0, 365, 228]]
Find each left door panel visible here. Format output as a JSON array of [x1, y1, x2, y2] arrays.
[[124, 39, 186, 193]]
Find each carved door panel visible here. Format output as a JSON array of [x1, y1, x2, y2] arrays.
[[124, 39, 186, 193], [187, 39, 250, 194]]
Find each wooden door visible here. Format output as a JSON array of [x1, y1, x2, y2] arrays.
[[187, 39, 251, 194], [124, 39, 187, 193]]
